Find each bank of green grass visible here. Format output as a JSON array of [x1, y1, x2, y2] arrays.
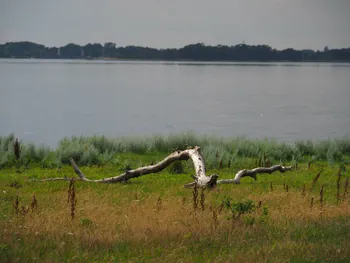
[[1, 133, 350, 168], [0, 134, 350, 262]]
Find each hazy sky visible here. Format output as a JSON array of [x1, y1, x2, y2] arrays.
[[0, 0, 349, 49]]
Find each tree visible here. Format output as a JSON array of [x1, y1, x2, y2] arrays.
[[103, 42, 117, 57], [60, 43, 82, 58], [1, 42, 46, 58], [83, 43, 103, 58], [44, 47, 59, 58], [0, 41, 349, 61], [280, 48, 303, 61]]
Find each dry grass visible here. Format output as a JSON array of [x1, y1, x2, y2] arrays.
[[1, 186, 350, 262], [1, 161, 350, 262]]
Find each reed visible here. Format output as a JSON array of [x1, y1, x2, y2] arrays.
[[200, 188, 205, 211], [67, 179, 77, 220], [320, 185, 325, 208], [192, 185, 198, 211], [310, 171, 322, 192], [310, 197, 314, 209], [343, 177, 349, 200], [337, 168, 342, 202]]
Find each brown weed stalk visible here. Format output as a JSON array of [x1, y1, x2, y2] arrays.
[[320, 185, 324, 208], [200, 188, 205, 211], [310, 171, 322, 192], [337, 169, 342, 202], [343, 177, 349, 200], [67, 178, 74, 203], [13, 194, 19, 216], [68, 178, 77, 220], [30, 194, 38, 212], [310, 197, 314, 209], [156, 196, 162, 212], [192, 185, 198, 211]]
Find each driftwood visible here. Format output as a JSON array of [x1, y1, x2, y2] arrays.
[[31, 146, 292, 188], [218, 165, 293, 185]]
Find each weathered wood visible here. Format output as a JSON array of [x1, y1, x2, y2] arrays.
[[31, 146, 218, 187], [217, 165, 292, 185], [30, 146, 291, 187]]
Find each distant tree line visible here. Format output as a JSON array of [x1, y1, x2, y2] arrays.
[[0, 41, 350, 61]]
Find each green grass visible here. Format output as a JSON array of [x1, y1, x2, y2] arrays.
[[0, 135, 350, 262], [1, 133, 350, 167]]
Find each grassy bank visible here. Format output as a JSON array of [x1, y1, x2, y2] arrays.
[[0, 134, 350, 262], [1, 133, 350, 168]]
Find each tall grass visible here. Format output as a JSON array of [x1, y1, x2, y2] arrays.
[[1, 133, 350, 167]]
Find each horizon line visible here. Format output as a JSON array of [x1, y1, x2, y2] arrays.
[[1, 40, 350, 51]]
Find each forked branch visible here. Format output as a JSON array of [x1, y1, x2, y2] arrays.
[[30, 146, 291, 188], [217, 165, 292, 185]]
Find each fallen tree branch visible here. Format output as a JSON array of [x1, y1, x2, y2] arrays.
[[31, 146, 218, 188], [30, 177, 82, 182], [30, 146, 291, 188], [217, 165, 292, 185]]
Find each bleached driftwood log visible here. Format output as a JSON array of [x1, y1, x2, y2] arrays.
[[32, 146, 217, 188], [217, 165, 292, 185], [31, 146, 291, 188]]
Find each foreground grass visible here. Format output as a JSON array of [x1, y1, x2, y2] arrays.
[[0, 152, 349, 263]]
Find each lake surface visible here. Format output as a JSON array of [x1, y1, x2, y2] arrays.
[[1, 59, 350, 147]]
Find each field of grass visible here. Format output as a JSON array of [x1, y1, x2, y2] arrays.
[[1, 135, 350, 262]]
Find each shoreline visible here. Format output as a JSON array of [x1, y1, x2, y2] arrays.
[[1, 57, 350, 63]]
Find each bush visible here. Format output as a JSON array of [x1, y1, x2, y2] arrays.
[[1, 134, 350, 167]]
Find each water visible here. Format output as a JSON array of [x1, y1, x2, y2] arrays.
[[1, 59, 350, 147]]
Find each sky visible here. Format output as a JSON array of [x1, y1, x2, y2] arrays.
[[0, 0, 349, 50]]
